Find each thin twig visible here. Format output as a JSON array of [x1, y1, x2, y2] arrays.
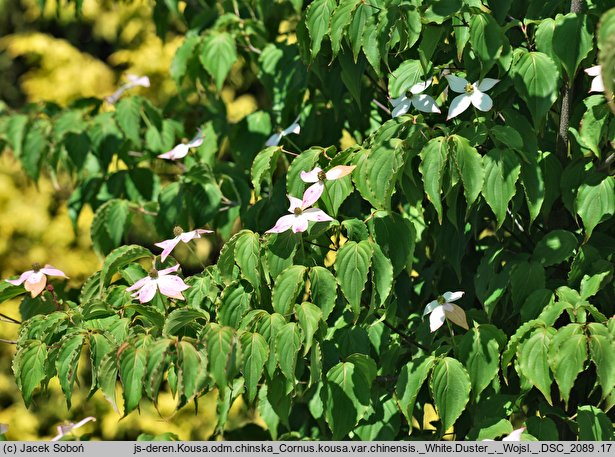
[[304, 239, 337, 251], [373, 99, 391, 115], [0, 313, 20, 324], [0, 339, 17, 344], [378, 315, 429, 351]]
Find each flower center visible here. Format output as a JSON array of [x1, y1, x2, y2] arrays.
[[464, 83, 474, 94], [173, 226, 184, 237], [149, 269, 159, 279], [294, 207, 303, 216], [317, 171, 327, 182], [437, 295, 446, 305], [31, 263, 41, 272]]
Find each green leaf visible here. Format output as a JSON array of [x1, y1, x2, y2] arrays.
[[576, 173, 615, 239], [511, 261, 546, 309], [265, 231, 298, 279], [163, 308, 209, 336], [119, 344, 147, 415], [199, 32, 237, 91], [419, 137, 448, 223], [519, 154, 545, 223], [481, 148, 521, 228], [294, 302, 322, 355], [430, 357, 471, 431], [534, 18, 556, 62], [512, 51, 560, 127], [324, 361, 373, 439], [21, 120, 48, 181], [388, 59, 424, 98], [342, 219, 369, 242], [251, 146, 280, 196], [272, 265, 306, 317], [56, 333, 85, 408], [5, 114, 28, 158], [206, 324, 240, 389], [518, 327, 555, 404], [305, 0, 335, 59], [469, 13, 504, 77], [91, 200, 134, 257], [217, 281, 252, 328], [533, 230, 577, 266], [144, 339, 172, 402], [334, 241, 372, 317], [320, 175, 353, 217], [369, 242, 393, 308], [449, 135, 484, 207], [177, 341, 207, 407], [526, 416, 559, 440], [459, 325, 506, 400], [361, 12, 381, 75], [548, 324, 587, 406], [276, 322, 303, 382], [347, 3, 369, 61], [88, 333, 112, 394], [552, 13, 593, 80], [329, 0, 361, 56], [115, 97, 142, 146], [474, 248, 510, 317], [100, 244, 151, 294], [589, 334, 614, 400], [372, 212, 416, 277], [395, 356, 436, 426], [257, 312, 286, 377], [234, 231, 261, 295], [171, 33, 199, 84], [98, 352, 120, 413], [308, 266, 337, 320], [354, 143, 405, 211], [577, 405, 613, 440], [0, 281, 26, 303], [13, 341, 47, 407], [240, 332, 269, 403]]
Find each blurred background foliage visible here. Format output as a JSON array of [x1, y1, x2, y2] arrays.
[[0, 0, 261, 440]]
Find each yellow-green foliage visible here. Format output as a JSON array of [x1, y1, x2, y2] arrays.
[[0, 0, 263, 439], [1, 0, 182, 105]]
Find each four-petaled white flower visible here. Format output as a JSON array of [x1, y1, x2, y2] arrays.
[[266, 193, 334, 234], [445, 75, 499, 120], [126, 264, 189, 303], [155, 227, 213, 262], [158, 129, 205, 160], [423, 291, 469, 332], [105, 74, 150, 104], [390, 80, 441, 117], [585, 65, 604, 93], [265, 116, 301, 147], [300, 165, 356, 207], [51, 417, 96, 442], [5, 263, 68, 298]]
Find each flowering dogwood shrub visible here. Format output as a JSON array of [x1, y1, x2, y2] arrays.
[[0, 0, 614, 441]]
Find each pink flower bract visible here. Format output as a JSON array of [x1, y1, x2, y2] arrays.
[[266, 193, 334, 234], [158, 129, 205, 160], [155, 228, 213, 262], [126, 264, 190, 303], [300, 165, 356, 207], [5, 264, 68, 298]]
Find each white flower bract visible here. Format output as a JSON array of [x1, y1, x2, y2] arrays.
[[445, 75, 499, 120], [390, 79, 441, 117], [423, 291, 469, 332], [265, 116, 301, 147], [585, 65, 605, 93]]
